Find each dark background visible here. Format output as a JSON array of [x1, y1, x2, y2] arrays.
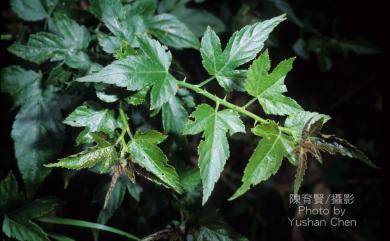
[[0, 0, 383, 241]]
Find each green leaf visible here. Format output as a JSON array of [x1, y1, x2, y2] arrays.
[[146, 13, 200, 49], [230, 121, 288, 200], [12, 197, 60, 219], [200, 15, 286, 91], [162, 96, 188, 134], [8, 14, 91, 69], [168, 5, 226, 37], [2, 216, 49, 241], [1, 66, 41, 108], [97, 33, 121, 54], [11, 86, 65, 196], [183, 104, 245, 204], [284, 111, 331, 140], [77, 57, 155, 91], [124, 85, 151, 106], [45, 143, 118, 173], [317, 135, 378, 168], [63, 103, 118, 145], [189, 212, 248, 241], [0, 173, 23, 213], [128, 130, 182, 193], [47, 233, 76, 241], [10, 0, 58, 22], [78, 34, 176, 109], [245, 50, 302, 115]]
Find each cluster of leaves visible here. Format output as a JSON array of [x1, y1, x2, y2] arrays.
[[1, 0, 377, 240]]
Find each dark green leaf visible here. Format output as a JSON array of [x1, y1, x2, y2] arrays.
[[146, 13, 200, 49], [2, 216, 49, 241], [162, 96, 188, 134], [0, 173, 23, 213]]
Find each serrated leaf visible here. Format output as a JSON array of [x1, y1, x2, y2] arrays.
[[162, 95, 188, 134], [200, 15, 286, 91], [10, 0, 58, 22], [12, 86, 65, 196], [316, 135, 378, 168], [146, 13, 199, 49], [46, 144, 118, 173], [230, 121, 288, 199], [293, 149, 308, 193], [124, 85, 151, 106], [189, 212, 248, 241], [63, 103, 118, 145], [12, 197, 60, 219], [183, 104, 245, 204], [0, 173, 23, 213], [2, 216, 49, 241], [8, 14, 91, 69], [245, 50, 302, 115], [284, 111, 331, 140], [97, 33, 121, 54], [128, 130, 182, 193], [1, 66, 41, 108], [168, 5, 226, 37]]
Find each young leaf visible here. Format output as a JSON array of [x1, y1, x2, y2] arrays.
[[162, 96, 188, 134], [2, 216, 49, 241], [230, 121, 288, 200], [145, 13, 200, 49], [284, 111, 331, 140], [8, 14, 91, 70], [200, 15, 286, 91], [245, 50, 303, 115], [316, 135, 378, 168], [128, 130, 182, 193], [293, 148, 308, 193], [63, 103, 118, 144], [183, 104, 245, 204]]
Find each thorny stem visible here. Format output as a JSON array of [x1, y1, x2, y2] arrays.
[[177, 80, 294, 135]]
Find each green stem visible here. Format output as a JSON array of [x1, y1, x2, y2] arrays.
[[177, 80, 293, 135], [178, 80, 267, 124], [38, 217, 141, 241], [243, 97, 257, 109], [197, 76, 216, 87]]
